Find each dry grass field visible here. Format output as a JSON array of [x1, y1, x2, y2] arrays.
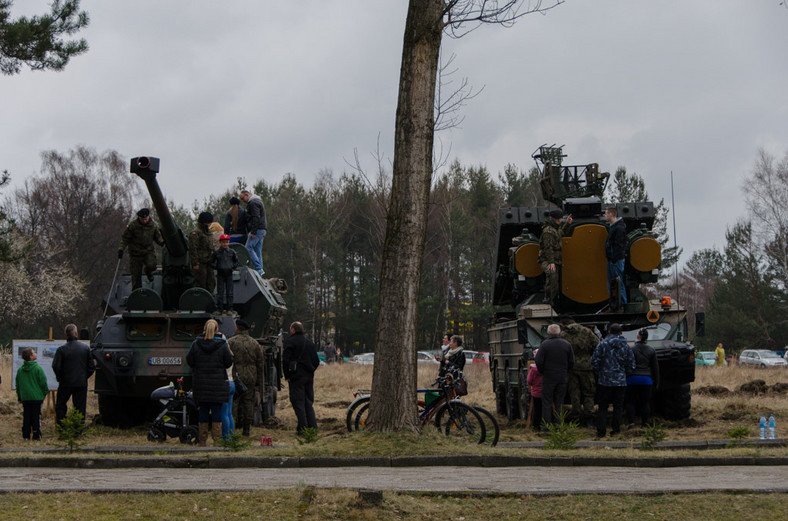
[[1, 353, 786, 449]]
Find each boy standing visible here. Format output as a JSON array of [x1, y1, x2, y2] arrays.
[[209, 233, 240, 314], [16, 348, 49, 440]]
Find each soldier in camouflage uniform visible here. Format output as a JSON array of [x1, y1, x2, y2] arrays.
[[560, 316, 599, 428], [118, 208, 164, 290], [228, 319, 263, 436], [189, 211, 216, 293], [537, 209, 573, 305]]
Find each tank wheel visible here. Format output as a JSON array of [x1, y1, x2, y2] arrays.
[[98, 395, 149, 428], [262, 387, 277, 422], [506, 386, 522, 420], [495, 384, 507, 415], [518, 370, 530, 424], [147, 426, 167, 443], [179, 425, 199, 445], [655, 383, 691, 420]]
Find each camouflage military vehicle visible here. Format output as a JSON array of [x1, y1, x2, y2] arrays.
[[92, 156, 287, 427], [488, 146, 696, 421]]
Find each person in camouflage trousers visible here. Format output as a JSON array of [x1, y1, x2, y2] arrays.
[[118, 208, 164, 290], [228, 319, 263, 436], [537, 209, 572, 305], [560, 316, 599, 428], [189, 211, 216, 293]]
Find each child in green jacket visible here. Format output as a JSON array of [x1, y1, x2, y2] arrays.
[[16, 348, 49, 440]]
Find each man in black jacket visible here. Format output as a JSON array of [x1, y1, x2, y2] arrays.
[[52, 324, 96, 425], [282, 321, 319, 435], [605, 206, 628, 309], [535, 324, 575, 429]]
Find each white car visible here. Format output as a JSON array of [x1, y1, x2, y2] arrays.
[[348, 352, 375, 365], [417, 351, 440, 365], [738, 349, 788, 368]]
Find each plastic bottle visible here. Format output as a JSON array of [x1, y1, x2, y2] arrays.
[[759, 414, 767, 440], [768, 414, 776, 440]]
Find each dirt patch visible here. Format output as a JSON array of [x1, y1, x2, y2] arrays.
[[694, 385, 730, 396], [720, 401, 751, 421], [738, 380, 768, 394], [321, 401, 352, 409], [768, 382, 788, 394]]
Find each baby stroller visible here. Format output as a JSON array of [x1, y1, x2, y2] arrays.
[[147, 378, 199, 444]]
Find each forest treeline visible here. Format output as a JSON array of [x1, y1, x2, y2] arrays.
[[1, 146, 786, 355]]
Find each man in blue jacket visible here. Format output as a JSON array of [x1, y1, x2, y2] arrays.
[[591, 323, 635, 437]]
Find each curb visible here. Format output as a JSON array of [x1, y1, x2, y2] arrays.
[[0, 454, 786, 469]]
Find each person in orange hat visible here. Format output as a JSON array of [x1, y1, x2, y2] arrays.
[[209, 233, 240, 314]]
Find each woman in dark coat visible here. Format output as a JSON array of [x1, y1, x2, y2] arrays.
[[186, 319, 233, 446], [625, 328, 660, 428], [439, 335, 466, 377]]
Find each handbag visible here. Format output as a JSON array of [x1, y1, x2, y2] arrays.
[[234, 374, 248, 396], [454, 376, 468, 396]]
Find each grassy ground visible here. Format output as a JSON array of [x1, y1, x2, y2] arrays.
[[1, 354, 787, 452], [0, 490, 786, 521]]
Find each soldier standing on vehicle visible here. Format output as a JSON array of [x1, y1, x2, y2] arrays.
[[118, 208, 164, 290], [535, 324, 574, 429], [537, 209, 572, 306], [560, 316, 598, 429], [189, 211, 216, 293], [228, 319, 263, 437]]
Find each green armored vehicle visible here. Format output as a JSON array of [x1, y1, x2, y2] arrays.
[[488, 146, 695, 421], [92, 156, 287, 427]]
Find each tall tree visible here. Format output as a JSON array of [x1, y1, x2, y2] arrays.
[[368, 0, 562, 432], [0, 0, 89, 75], [743, 148, 788, 292], [10, 146, 138, 330]]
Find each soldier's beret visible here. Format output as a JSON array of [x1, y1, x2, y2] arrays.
[[235, 319, 250, 330], [549, 209, 563, 219], [137, 208, 150, 218]]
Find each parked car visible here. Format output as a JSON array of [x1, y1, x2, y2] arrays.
[[695, 351, 725, 367], [417, 351, 440, 365], [738, 349, 788, 368], [473, 351, 490, 365], [348, 352, 375, 365], [463, 350, 478, 364]]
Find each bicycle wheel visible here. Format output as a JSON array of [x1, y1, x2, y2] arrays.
[[436, 400, 486, 444], [473, 406, 500, 447], [354, 402, 370, 430], [346, 395, 370, 432]]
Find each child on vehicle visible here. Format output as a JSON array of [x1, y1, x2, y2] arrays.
[[208, 234, 240, 314]]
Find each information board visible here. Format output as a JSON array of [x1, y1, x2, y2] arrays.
[[11, 339, 61, 391]]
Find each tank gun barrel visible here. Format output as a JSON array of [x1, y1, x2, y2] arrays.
[[130, 157, 187, 258]]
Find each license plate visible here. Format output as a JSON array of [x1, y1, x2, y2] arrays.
[[148, 357, 182, 366]]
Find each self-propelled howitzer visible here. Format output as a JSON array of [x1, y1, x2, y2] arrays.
[[487, 146, 695, 421], [92, 156, 287, 427]]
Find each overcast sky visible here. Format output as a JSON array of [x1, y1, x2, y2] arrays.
[[2, 1, 787, 263]]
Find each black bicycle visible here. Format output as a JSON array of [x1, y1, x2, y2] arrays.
[[347, 375, 495, 445]]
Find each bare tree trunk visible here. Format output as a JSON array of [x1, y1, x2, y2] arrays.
[[367, 0, 444, 432]]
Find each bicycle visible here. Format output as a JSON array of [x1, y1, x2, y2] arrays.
[[347, 375, 491, 445]]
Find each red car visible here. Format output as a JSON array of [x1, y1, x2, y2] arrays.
[[473, 351, 490, 365]]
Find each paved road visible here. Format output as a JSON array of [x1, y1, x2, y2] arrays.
[[2, 466, 786, 495]]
